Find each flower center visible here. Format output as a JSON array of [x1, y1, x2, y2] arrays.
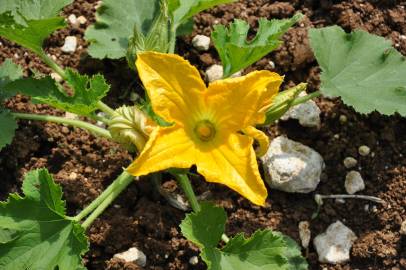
[[194, 120, 216, 142]]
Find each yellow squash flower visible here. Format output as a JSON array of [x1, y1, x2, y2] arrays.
[[127, 52, 283, 205]]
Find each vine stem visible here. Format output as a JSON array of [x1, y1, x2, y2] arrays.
[[96, 101, 116, 116], [172, 173, 230, 243], [12, 112, 112, 139], [80, 171, 134, 229]]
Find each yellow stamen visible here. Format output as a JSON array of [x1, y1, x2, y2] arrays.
[[194, 120, 216, 141]]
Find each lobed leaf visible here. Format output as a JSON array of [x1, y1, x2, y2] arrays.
[[0, 12, 66, 55], [0, 110, 17, 150], [0, 59, 23, 101], [85, 0, 160, 59], [168, 0, 236, 29], [212, 13, 303, 77], [180, 202, 307, 270], [0, 169, 88, 270], [0, 0, 72, 55], [4, 69, 110, 116], [180, 202, 227, 248], [309, 26, 406, 116]]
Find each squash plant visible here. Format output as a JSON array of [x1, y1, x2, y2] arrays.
[[0, 0, 405, 269]]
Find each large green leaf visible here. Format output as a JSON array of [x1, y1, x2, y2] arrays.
[[180, 203, 307, 270], [0, 12, 66, 55], [0, 59, 23, 101], [0, 110, 17, 150], [309, 26, 406, 116], [5, 69, 110, 116], [202, 231, 308, 270], [0, 0, 72, 20], [85, 0, 160, 59], [0, 0, 72, 54], [180, 202, 227, 248], [0, 169, 88, 270], [168, 0, 235, 29], [212, 13, 303, 77]]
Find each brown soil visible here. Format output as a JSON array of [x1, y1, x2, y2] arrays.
[[1, 0, 406, 270]]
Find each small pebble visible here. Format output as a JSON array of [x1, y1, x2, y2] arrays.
[[61, 36, 77, 53], [114, 247, 147, 267], [68, 14, 79, 27], [364, 204, 369, 212], [68, 172, 78, 180], [335, 198, 345, 204], [339, 114, 347, 124], [77, 15, 87, 25], [298, 221, 311, 249], [61, 126, 70, 134], [268, 60, 275, 69], [345, 171, 365, 194], [205, 64, 223, 82], [358, 145, 371, 156], [192, 35, 210, 51], [400, 220, 406, 235], [372, 205, 378, 213], [50, 72, 63, 82], [343, 157, 358, 169], [189, 256, 199, 265]]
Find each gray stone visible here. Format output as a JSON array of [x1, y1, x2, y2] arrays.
[[343, 157, 357, 169], [345, 171, 365, 194], [114, 247, 147, 267], [280, 92, 321, 128], [313, 221, 357, 264], [192, 35, 210, 51], [205, 64, 223, 82], [358, 145, 371, 156], [61, 36, 77, 53], [261, 136, 324, 193]]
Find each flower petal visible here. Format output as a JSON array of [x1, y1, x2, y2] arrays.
[[196, 133, 268, 206], [127, 126, 196, 176], [136, 52, 206, 125], [206, 70, 283, 132], [242, 126, 269, 157]]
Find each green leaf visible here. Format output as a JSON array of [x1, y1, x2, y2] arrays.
[[169, 0, 235, 28], [180, 203, 307, 270], [202, 231, 308, 270], [0, 110, 17, 150], [5, 69, 110, 116], [85, 0, 160, 59], [180, 202, 227, 248], [309, 26, 406, 116], [0, 169, 88, 270], [0, 0, 72, 20], [212, 13, 303, 77], [0, 12, 66, 55], [0, 59, 23, 101]]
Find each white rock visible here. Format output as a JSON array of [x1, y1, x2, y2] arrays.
[[268, 60, 275, 69], [189, 256, 199, 265], [205, 64, 223, 82], [61, 36, 77, 53], [77, 15, 87, 25], [114, 247, 146, 267], [339, 114, 347, 124], [68, 14, 79, 27], [298, 221, 311, 249], [261, 136, 324, 193], [65, 112, 78, 120], [50, 72, 63, 82], [230, 70, 242, 78], [313, 221, 357, 264], [358, 145, 370, 156], [345, 171, 365, 194], [400, 220, 406, 235], [343, 157, 357, 169], [280, 92, 321, 128], [192, 35, 210, 51], [68, 172, 78, 180]]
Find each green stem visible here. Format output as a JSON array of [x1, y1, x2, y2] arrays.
[[38, 51, 67, 80], [291, 90, 321, 106], [12, 112, 112, 139], [173, 173, 201, 212], [81, 171, 134, 229], [96, 101, 116, 116], [168, 24, 177, 54]]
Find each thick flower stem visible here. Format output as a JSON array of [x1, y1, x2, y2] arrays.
[[12, 112, 112, 139], [173, 173, 201, 212], [80, 171, 134, 229]]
